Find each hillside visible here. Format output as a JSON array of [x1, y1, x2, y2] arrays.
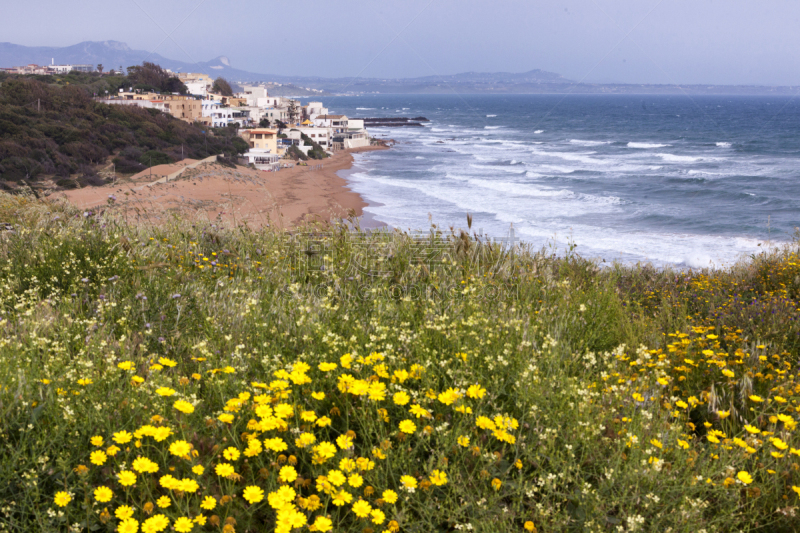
[[1, 195, 800, 531], [0, 73, 247, 190]]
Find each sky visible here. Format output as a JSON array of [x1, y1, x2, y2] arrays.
[[4, 0, 800, 85]]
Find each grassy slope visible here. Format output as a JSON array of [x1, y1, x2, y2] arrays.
[[1, 194, 799, 532]]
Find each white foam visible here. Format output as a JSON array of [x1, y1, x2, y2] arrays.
[[484, 126, 503, 130], [486, 114, 497, 117], [570, 139, 609, 146], [356, 107, 375, 110], [415, 156, 426, 160], [657, 153, 702, 163], [534, 130, 544, 134], [628, 142, 670, 149], [716, 142, 732, 147]]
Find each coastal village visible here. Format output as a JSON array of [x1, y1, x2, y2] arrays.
[[98, 72, 372, 171], [2, 62, 372, 172]]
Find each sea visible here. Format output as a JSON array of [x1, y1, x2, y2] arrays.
[[323, 94, 800, 268]]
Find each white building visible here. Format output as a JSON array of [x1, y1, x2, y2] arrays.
[[202, 101, 252, 128]]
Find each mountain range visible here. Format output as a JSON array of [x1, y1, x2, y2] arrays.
[[2, 41, 799, 96]]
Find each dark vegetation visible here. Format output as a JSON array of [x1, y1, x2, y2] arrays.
[[211, 77, 233, 97], [0, 68, 248, 189], [300, 132, 329, 160]]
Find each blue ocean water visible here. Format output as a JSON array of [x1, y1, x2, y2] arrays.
[[323, 94, 800, 267]]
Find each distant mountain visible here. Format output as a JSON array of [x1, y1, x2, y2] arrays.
[[0, 40, 287, 81], [3, 41, 799, 96]]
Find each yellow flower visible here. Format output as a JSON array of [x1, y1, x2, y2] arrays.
[[242, 486, 265, 504], [222, 447, 240, 461], [192, 465, 205, 475], [656, 377, 669, 386], [437, 388, 461, 405], [393, 392, 411, 406], [78, 378, 93, 386], [491, 478, 502, 491], [476, 416, 496, 431], [200, 496, 217, 510], [169, 440, 192, 458], [90, 450, 107, 466], [179, 478, 199, 493], [316, 416, 332, 427], [218, 413, 234, 423], [118, 471, 137, 486], [319, 362, 338, 372], [749, 395, 764, 403], [142, 514, 169, 533], [721, 369, 735, 378], [675, 400, 688, 409], [93, 486, 113, 502], [173, 517, 194, 533], [792, 486, 800, 496], [91, 436, 104, 447], [158, 357, 177, 367], [744, 425, 761, 434], [457, 435, 470, 447], [119, 518, 139, 533], [717, 410, 730, 419], [54, 491, 71, 507], [155, 387, 176, 397], [650, 439, 662, 449], [524, 521, 536, 532], [173, 400, 194, 414], [348, 473, 364, 487], [429, 470, 447, 486], [371, 508, 386, 524], [737, 471, 753, 485], [113, 431, 133, 444], [382, 489, 399, 503], [398, 420, 416, 434], [215, 463, 235, 477], [331, 489, 353, 506], [328, 470, 347, 486], [156, 496, 171, 508], [409, 404, 432, 419], [279, 465, 298, 483], [312, 516, 333, 532], [352, 499, 372, 518], [467, 384, 487, 399], [118, 361, 133, 371], [132, 457, 159, 474], [336, 434, 354, 449], [400, 475, 417, 489], [771, 438, 789, 451], [115, 505, 134, 520]]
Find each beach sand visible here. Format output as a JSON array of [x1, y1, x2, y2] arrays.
[[60, 146, 388, 229]]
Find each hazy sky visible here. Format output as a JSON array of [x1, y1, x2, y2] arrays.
[[4, 0, 800, 85]]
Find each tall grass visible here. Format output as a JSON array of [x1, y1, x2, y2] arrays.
[[1, 192, 799, 532]]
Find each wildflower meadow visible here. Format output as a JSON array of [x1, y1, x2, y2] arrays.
[[1, 192, 800, 532]]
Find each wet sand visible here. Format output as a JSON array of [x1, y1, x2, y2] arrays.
[[60, 146, 388, 229]]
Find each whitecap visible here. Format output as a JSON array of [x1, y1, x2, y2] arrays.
[[570, 139, 609, 146], [716, 142, 732, 147], [356, 107, 375, 110], [484, 126, 503, 130], [657, 153, 702, 163], [628, 142, 670, 149], [486, 114, 497, 117], [534, 130, 544, 134], [415, 156, 426, 160]]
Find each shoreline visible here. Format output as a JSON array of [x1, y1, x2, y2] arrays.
[[59, 145, 390, 230]]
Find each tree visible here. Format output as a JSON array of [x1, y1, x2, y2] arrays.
[[212, 77, 233, 97], [97, 64, 104, 74], [127, 62, 187, 94], [259, 118, 271, 128]]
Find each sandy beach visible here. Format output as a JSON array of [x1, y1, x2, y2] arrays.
[[59, 145, 388, 229]]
